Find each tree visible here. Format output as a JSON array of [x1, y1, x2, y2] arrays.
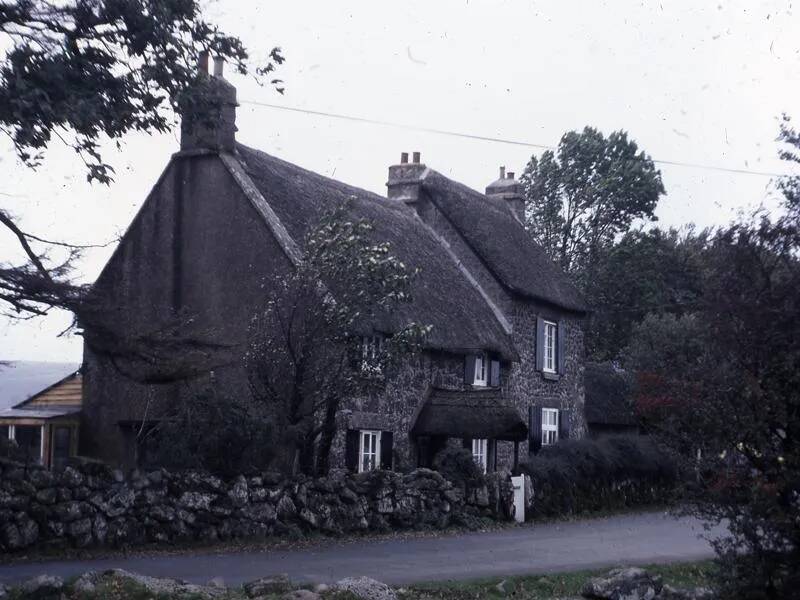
[[0, 0, 282, 377], [245, 205, 430, 477], [586, 227, 706, 361], [623, 119, 800, 598], [521, 127, 665, 278]]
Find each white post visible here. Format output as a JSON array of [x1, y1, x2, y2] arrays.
[[40, 425, 46, 465], [511, 475, 525, 523], [8, 425, 14, 440]]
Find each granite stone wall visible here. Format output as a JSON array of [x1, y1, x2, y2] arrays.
[[0, 458, 514, 553]]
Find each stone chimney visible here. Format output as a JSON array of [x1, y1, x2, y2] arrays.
[[486, 166, 524, 223], [180, 52, 238, 152], [387, 151, 426, 205]]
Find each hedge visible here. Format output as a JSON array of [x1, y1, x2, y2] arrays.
[[520, 435, 678, 518]]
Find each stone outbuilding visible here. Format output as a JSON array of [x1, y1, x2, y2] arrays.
[[81, 57, 588, 473]]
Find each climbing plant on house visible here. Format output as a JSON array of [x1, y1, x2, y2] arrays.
[[245, 204, 430, 477]]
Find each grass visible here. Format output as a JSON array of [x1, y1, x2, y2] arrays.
[[3, 560, 713, 600], [400, 560, 716, 599]]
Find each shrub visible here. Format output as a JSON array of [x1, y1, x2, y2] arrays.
[[520, 435, 677, 518], [433, 446, 485, 489], [144, 393, 277, 479]]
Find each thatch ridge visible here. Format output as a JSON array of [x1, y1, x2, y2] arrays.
[[421, 171, 587, 313]]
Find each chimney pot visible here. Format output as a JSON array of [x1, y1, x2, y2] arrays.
[[198, 51, 209, 75], [213, 56, 224, 77], [507, 171, 515, 179], [400, 152, 409, 164], [412, 151, 421, 164], [499, 166, 506, 179]]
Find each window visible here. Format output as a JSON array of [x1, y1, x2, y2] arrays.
[[542, 408, 559, 446], [543, 321, 557, 374], [361, 335, 384, 372], [359, 430, 381, 473], [473, 352, 488, 386], [12, 425, 44, 464], [472, 438, 488, 473]]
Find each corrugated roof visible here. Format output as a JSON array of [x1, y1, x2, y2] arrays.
[[0, 407, 80, 420], [0, 362, 80, 411], [421, 171, 588, 313], [235, 144, 519, 361]]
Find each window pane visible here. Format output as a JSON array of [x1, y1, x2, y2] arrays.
[[13, 425, 42, 464]]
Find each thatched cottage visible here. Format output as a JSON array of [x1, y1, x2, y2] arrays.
[[81, 58, 587, 472]]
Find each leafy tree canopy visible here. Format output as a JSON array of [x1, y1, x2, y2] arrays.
[[521, 126, 665, 277], [586, 227, 707, 361], [246, 204, 430, 476], [0, 0, 283, 184], [622, 117, 800, 599]]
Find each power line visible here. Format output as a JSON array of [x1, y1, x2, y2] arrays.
[[240, 99, 793, 179]]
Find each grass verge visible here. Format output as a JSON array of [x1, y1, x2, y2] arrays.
[[402, 560, 715, 599]]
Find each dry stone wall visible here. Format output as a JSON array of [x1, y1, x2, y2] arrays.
[[0, 458, 514, 553]]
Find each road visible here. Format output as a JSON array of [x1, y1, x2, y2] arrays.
[[0, 511, 719, 587]]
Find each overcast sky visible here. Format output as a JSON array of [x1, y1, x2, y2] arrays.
[[1, 0, 798, 362]]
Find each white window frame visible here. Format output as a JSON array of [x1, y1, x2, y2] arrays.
[[472, 438, 488, 473], [358, 429, 382, 473], [542, 408, 559, 446], [473, 352, 488, 386], [543, 321, 557, 374]]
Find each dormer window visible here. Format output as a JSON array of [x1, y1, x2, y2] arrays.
[[473, 352, 488, 386], [361, 335, 384, 374], [465, 352, 500, 387]]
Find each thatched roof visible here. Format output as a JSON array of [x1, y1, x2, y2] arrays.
[[236, 144, 519, 361], [421, 171, 587, 313], [584, 362, 636, 426], [411, 387, 528, 441]]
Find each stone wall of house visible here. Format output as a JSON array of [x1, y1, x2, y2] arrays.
[[0, 459, 514, 553], [500, 300, 587, 463], [331, 350, 515, 471]]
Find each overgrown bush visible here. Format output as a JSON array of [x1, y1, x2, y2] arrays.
[[144, 393, 277, 479], [433, 446, 485, 490], [520, 435, 677, 517], [0, 436, 25, 462]]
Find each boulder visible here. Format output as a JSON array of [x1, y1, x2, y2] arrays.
[[73, 571, 101, 594], [103, 569, 223, 598], [582, 567, 663, 600], [179, 491, 215, 511], [277, 494, 298, 519], [228, 476, 249, 508], [335, 576, 397, 600], [282, 590, 321, 600], [20, 574, 64, 596], [243, 574, 292, 597], [1, 522, 22, 550], [60, 467, 84, 488], [659, 584, 715, 600]]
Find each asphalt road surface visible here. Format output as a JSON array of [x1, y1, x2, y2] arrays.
[[0, 511, 719, 587]]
